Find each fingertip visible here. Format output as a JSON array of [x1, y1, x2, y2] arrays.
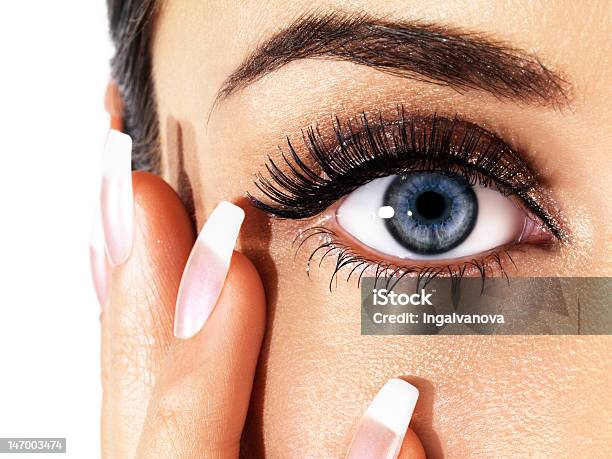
[[347, 379, 421, 459], [131, 171, 195, 261], [105, 171, 196, 353], [224, 250, 267, 322], [398, 428, 427, 459], [182, 248, 266, 346], [172, 200, 267, 340], [132, 172, 193, 232]]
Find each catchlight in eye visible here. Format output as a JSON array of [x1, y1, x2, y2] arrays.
[[336, 171, 527, 261]]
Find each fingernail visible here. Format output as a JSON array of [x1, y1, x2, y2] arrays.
[[100, 129, 133, 266], [346, 379, 419, 459], [89, 205, 109, 306], [174, 201, 245, 339]]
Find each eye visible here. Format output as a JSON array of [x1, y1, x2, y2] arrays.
[[249, 112, 565, 282], [336, 171, 527, 260]]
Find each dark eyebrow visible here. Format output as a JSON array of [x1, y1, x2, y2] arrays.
[[216, 12, 570, 108]]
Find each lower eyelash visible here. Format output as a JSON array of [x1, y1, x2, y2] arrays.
[[295, 226, 528, 291]]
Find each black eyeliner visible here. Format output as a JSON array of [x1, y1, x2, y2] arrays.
[[248, 108, 563, 240]]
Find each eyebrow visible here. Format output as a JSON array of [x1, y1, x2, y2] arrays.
[[216, 12, 570, 108]]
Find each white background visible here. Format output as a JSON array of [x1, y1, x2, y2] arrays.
[[0, 2, 112, 457]]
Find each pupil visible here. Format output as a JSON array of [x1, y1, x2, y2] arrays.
[[382, 171, 478, 255], [415, 191, 446, 220]]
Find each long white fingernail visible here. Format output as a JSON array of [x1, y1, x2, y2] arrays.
[[89, 203, 108, 306], [173, 201, 245, 339], [100, 129, 133, 266], [346, 379, 419, 459]]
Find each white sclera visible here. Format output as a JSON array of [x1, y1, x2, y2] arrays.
[[336, 175, 526, 260]]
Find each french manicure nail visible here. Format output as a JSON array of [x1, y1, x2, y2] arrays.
[[89, 205, 109, 306], [346, 379, 419, 459], [100, 129, 133, 266], [174, 201, 245, 339]]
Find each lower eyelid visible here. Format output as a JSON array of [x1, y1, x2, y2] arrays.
[[288, 192, 558, 281], [292, 224, 517, 286]]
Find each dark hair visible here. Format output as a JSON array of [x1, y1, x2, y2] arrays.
[[107, 0, 159, 172]]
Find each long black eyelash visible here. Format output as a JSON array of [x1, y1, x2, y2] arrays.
[[249, 108, 566, 240], [295, 227, 518, 292], [249, 108, 537, 217]]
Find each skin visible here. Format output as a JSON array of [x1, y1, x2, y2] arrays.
[[100, 173, 424, 458], [102, 0, 611, 457]]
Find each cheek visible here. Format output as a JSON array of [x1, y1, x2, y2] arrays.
[[245, 302, 610, 457], [235, 224, 610, 456]]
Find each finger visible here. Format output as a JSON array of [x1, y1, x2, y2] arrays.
[[136, 203, 266, 458], [102, 171, 194, 458], [99, 132, 195, 458], [398, 429, 427, 459], [347, 379, 425, 459]]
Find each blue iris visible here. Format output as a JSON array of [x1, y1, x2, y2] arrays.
[[383, 171, 478, 254]]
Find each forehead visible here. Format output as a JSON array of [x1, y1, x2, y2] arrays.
[[151, 1, 610, 188]]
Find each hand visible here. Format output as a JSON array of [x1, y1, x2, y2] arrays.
[[92, 131, 426, 458]]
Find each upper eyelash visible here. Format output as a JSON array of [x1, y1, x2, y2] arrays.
[[248, 107, 564, 240], [250, 109, 531, 209]]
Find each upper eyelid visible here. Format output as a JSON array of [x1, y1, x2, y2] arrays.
[[248, 110, 567, 241], [328, 114, 536, 189], [249, 112, 538, 214]]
